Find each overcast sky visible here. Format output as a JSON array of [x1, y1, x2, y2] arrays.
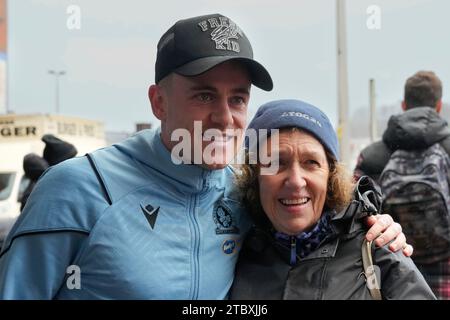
[[6, 0, 450, 132]]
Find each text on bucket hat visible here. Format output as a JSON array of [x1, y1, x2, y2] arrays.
[[246, 99, 340, 161], [155, 13, 273, 91]]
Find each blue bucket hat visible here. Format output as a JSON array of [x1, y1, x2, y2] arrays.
[[246, 99, 339, 161]]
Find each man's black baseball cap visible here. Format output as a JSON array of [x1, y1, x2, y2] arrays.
[[155, 13, 273, 91]]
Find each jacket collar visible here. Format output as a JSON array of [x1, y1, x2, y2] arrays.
[[330, 201, 367, 236], [271, 233, 340, 262], [330, 176, 381, 236]]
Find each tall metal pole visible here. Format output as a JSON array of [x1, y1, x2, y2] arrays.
[[369, 79, 377, 142], [336, 0, 350, 165], [55, 74, 60, 114], [4, 0, 7, 114], [48, 70, 66, 114], [0, 0, 7, 114]]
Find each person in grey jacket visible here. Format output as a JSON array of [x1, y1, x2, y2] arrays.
[[230, 99, 435, 300]]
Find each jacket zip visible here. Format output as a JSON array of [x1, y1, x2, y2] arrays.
[[189, 174, 209, 299], [188, 193, 200, 300], [290, 236, 297, 266]]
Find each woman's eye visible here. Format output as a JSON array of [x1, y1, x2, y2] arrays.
[[305, 159, 320, 167]]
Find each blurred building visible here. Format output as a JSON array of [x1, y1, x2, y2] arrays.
[[105, 122, 151, 145], [135, 122, 151, 132], [105, 131, 132, 146]]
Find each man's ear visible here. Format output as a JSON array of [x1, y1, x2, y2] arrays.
[[436, 100, 443, 114], [149, 84, 167, 120], [401, 101, 407, 111]]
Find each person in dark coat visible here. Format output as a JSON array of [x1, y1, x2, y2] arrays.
[[20, 135, 77, 211], [229, 99, 435, 300], [354, 71, 449, 183], [20, 154, 49, 212], [353, 71, 450, 299], [41, 134, 78, 166]]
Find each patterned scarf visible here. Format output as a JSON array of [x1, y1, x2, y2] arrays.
[[274, 211, 334, 266]]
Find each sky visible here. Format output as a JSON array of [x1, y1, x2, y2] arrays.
[[5, 0, 450, 132]]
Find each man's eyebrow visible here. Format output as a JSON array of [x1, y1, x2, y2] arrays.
[[188, 86, 250, 95], [189, 85, 218, 92], [232, 87, 250, 95]]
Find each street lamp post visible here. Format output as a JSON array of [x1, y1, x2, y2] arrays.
[[48, 70, 66, 114]]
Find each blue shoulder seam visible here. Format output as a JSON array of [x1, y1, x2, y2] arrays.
[[0, 228, 89, 259]]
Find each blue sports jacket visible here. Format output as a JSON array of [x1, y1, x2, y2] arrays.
[[0, 128, 251, 299]]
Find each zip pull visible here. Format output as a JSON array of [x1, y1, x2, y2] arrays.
[[290, 236, 297, 266]]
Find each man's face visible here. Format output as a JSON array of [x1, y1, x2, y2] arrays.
[[151, 61, 251, 170]]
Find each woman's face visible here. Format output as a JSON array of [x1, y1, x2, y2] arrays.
[[258, 130, 330, 235]]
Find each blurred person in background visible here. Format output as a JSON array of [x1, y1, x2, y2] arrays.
[[20, 134, 77, 211], [354, 71, 450, 299]]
